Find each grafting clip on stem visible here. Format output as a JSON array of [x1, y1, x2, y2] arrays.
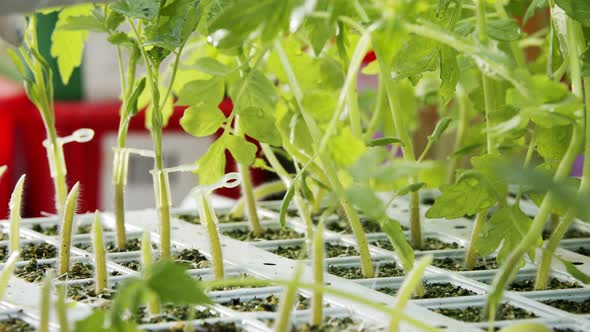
[[149, 164, 201, 209], [112, 147, 156, 186], [42, 128, 94, 179]]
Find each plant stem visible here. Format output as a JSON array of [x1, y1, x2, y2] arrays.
[[114, 181, 127, 249], [92, 211, 107, 294], [230, 180, 286, 217], [273, 263, 304, 332], [0, 252, 19, 300], [535, 17, 588, 289], [274, 40, 374, 277], [141, 231, 161, 315], [409, 191, 422, 249], [486, 124, 582, 317], [56, 285, 69, 332], [364, 77, 386, 141], [312, 222, 324, 326], [200, 195, 224, 279], [58, 183, 80, 275], [464, 210, 486, 269], [40, 272, 52, 332], [448, 85, 469, 183], [9, 174, 25, 255]]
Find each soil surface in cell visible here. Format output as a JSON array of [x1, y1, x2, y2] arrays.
[[542, 228, 590, 240], [16, 259, 52, 282], [328, 262, 404, 279], [222, 294, 312, 312], [177, 213, 265, 224], [0, 317, 35, 332], [119, 260, 141, 271], [0, 233, 8, 241], [432, 256, 498, 271], [58, 262, 96, 280], [508, 278, 581, 291], [433, 303, 537, 322], [77, 238, 147, 253], [323, 218, 384, 234], [371, 238, 461, 251], [572, 246, 590, 257], [174, 249, 210, 270], [32, 224, 59, 236], [378, 282, 476, 298], [135, 304, 218, 324], [222, 227, 303, 241], [76, 224, 112, 234], [291, 317, 365, 332], [67, 282, 115, 302], [542, 298, 590, 314], [270, 243, 359, 259], [0, 242, 57, 262]]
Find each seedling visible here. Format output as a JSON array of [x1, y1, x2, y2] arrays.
[[40, 272, 52, 332], [8, 174, 25, 255], [58, 183, 80, 276], [91, 211, 107, 294], [141, 231, 160, 316], [56, 285, 69, 332], [0, 251, 19, 299], [311, 222, 325, 326]]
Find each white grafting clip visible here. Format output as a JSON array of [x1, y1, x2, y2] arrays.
[[112, 147, 156, 186], [42, 128, 95, 178], [150, 163, 200, 209], [189, 172, 242, 225]]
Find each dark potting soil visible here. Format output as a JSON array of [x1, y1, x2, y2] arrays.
[[32, 224, 59, 236], [432, 256, 498, 271], [270, 243, 359, 259], [292, 317, 363, 332], [542, 228, 590, 240], [67, 282, 114, 302], [76, 224, 112, 234], [0, 242, 57, 262], [0, 317, 35, 332], [323, 218, 383, 234], [371, 238, 461, 252], [193, 322, 242, 332], [77, 238, 146, 253], [177, 213, 260, 224], [542, 298, 590, 314], [377, 282, 476, 298], [433, 303, 537, 322], [58, 262, 95, 280], [135, 304, 218, 324], [221, 294, 311, 312], [508, 278, 581, 291], [174, 249, 210, 270], [222, 227, 303, 241], [119, 260, 141, 271], [15, 259, 51, 282], [328, 262, 404, 279], [0, 233, 8, 241]]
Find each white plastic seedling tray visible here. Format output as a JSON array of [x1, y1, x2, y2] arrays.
[[0, 192, 590, 331]]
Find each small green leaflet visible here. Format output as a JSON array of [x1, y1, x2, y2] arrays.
[[230, 70, 277, 112], [486, 19, 522, 41], [381, 219, 415, 272], [581, 46, 590, 77], [535, 125, 573, 166], [304, 0, 335, 56], [475, 206, 537, 264], [143, 0, 201, 51], [428, 116, 452, 144], [111, 0, 162, 20], [439, 46, 458, 104], [523, 0, 547, 25], [180, 104, 227, 136], [367, 137, 403, 147], [125, 77, 146, 117], [51, 4, 94, 85], [192, 57, 232, 76], [237, 107, 282, 146], [329, 127, 367, 167], [555, 0, 590, 27], [147, 260, 211, 304], [397, 182, 425, 196], [196, 139, 227, 184], [302, 90, 337, 124], [225, 135, 257, 165], [176, 77, 225, 106]]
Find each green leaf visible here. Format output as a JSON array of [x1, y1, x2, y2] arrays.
[[581, 46, 590, 77], [304, 0, 335, 56], [237, 107, 282, 146], [555, 0, 590, 27], [302, 90, 337, 123], [371, 19, 406, 68], [146, 260, 211, 304], [559, 258, 590, 284], [367, 137, 403, 147], [397, 182, 425, 196], [487, 19, 522, 41], [51, 5, 93, 84], [346, 186, 385, 221], [196, 138, 227, 184], [280, 184, 296, 228], [180, 104, 227, 137], [475, 206, 537, 264], [523, 0, 547, 25], [439, 46, 458, 104], [176, 77, 225, 106], [428, 116, 452, 144], [126, 77, 146, 117], [143, 0, 201, 51], [108, 32, 134, 45], [329, 127, 367, 167], [425, 173, 497, 219], [74, 310, 113, 332], [59, 14, 107, 33], [470, 154, 508, 199], [192, 57, 232, 76], [226, 135, 257, 165], [230, 70, 277, 112], [535, 125, 573, 166], [382, 219, 415, 272], [110, 278, 148, 329], [111, 0, 162, 20]]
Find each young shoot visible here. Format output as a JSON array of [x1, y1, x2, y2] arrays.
[[92, 211, 107, 294], [58, 182, 80, 276], [0, 251, 20, 300], [40, 271, 53, 332], [311, 221, 324, 326], [273, 261, 305, 332], [8, 174, 25, 255], [141, 231, 160, 316], [56, 285, 69, 332]]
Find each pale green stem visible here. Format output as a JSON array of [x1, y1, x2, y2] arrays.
[[141, 231, 161, 315], [200, 195, 224, 279], [514, 135, 536, 207], [40, 272, 52, 332], [92, 211, 107, 294], [273, 263, 304, 332], [9, 175, 25, 255], [56, 285, 69, 332], [388, 255, 433, 332], [448, 85, 469, 183], [464, 211, 486, 269], [230, 180, 286, 217], [0, 252, 19, 300], [114, 181, 127, 249], [364, 78, 386, 141], [312, 222, 324, 326], [58, 183, 80, 275]]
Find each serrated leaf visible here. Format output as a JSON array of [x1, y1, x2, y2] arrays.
[[146, 260, 211, 304], [535, 125, 573, 166], [302, 90, 336, 123], [192, 57, 232, 76], [237, 107, 281, 146], [111, 0, 161, 20], [51, 5, 93, 85], [555, 0, 590, 27], [59, 15, 107, 33], [346, 186, 385, 221], [329, 127, 366, 167], [176, 77, 224, 106], [180, 104, 227, 137], [230, 70, 277, 112], [196, 138, 227, 184], [304, 0, 335, 56], [108, 32, 134, 45], [439, 46, 458, 104], [487, 19, 522, 41], [143, 0, 201, 51], [226, 135, 257, 165]]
